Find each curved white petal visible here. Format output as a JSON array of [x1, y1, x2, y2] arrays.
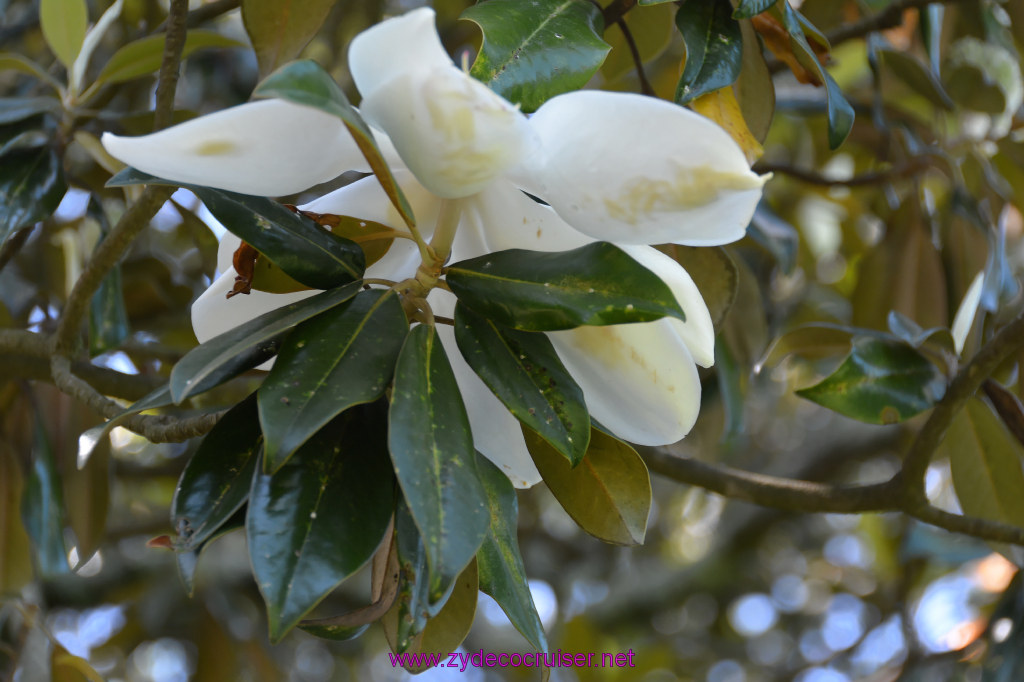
[[463, 180, 593, 253], [102, 100, 371, 196], [547, 321, 702, 445], [361, 66, 534, 199], [524, 91, 768, 246], [348, 7, 454, 102], [617, 245, 715, 368], [191, 269, 320, 371], [431, 290, 541, 488]]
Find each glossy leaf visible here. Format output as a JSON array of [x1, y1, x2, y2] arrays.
[[475, 454, 547, 652], [172, 395, 261, 551], [93, 31, 245, 88], [40, 0, 87, 67], [386, 558, 479, 671], [389, 324, 490, 601], [259, 289, 407, 473], [21, 413, 69, 576], [0, 147, 66, 249], [176, 510, 245, 597], [675, 0, 743, 104], [446, 242, 685, 331], [455, 304, 589, 465], [0, 118, 52, 157], [734, 0, 777, 19], [241, 0, 337, 77], [878, 48, 955, 110], [390, 500, 436, 651], [886, 311, 955, 355], [797, 337, 946, 425], [462, 0, 611, 113], [88, 201, 130, 354], [657, 244, 737, 332], [524, 426, 651, 545], [108, 168, 365, 290], [0, 97, 63, 125], [169, 282, 361, 403], [253, 60, 416, 228], [248, 405, 395, 642], [946, 399, 1024, 534], [748, 205, 799, 274], [779, 3, 854, 149]]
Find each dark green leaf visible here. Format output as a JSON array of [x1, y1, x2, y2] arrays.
[[878, 48, 955, 110], [446, 242, 685, 331], [733, 0, 777, 19], [173, 395, 261, 551], [524, 426, 651, 545], [385, 556, 479, 670], [462, 0, 611, 113], [389, 324, 489, 601], [93, 31, 245, 87], [248, 404, 395, 642], [241, 0, 337, 77], [176, 509, 245, 597], [390, 500, 435, 651], [89, 259, 129, 355], [779, 4, 854, 149], [0, 116, 53, 156], [475, 454, 547, 652], [259, 289, 407, 473], [108, 168, 365, 290], [0, 147, 66, 248], [797, 337, 946, 424], [675, 0, 743, 104], [946, 399, 1024, 535], [21, 412, 68, 576], [454, 303, 589, 465], [170, 282, 361, 403], [253, 60, 416, 228], [0, 98, 62, 125]]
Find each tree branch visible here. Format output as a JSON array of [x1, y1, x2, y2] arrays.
[[615, 17, 655, 96], [752, 157, 931, 187], [153, 0, 190, 132], [641, 445, 1024, 546], [825, 0, 973, 50], [899, 311, 1024, 503], [602, 0, 637, 28]]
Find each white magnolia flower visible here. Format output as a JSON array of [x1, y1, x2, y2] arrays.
[[102, 8, 767, 487]]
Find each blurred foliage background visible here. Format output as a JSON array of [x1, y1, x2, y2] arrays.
[[3, 0, 1024, 680]]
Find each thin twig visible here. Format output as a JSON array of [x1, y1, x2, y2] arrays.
[[899, 310, 1024, 504], [602, 0, 637, 28], [752, 157, 931, 187], [615, 18, 655, 96], [153, 0, 190, 132]]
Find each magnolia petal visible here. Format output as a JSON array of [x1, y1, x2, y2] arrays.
[[191, 269, 319, 346], [360, 66, 534, 199], [617, 245, 715, 368], [463, 180, 592, 253], [523, 90, 768, 246], [431, 291, 542, 488], [547, 321, 701, 446], [102, 99, 368, 195], [348, 7, 454, 102]]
